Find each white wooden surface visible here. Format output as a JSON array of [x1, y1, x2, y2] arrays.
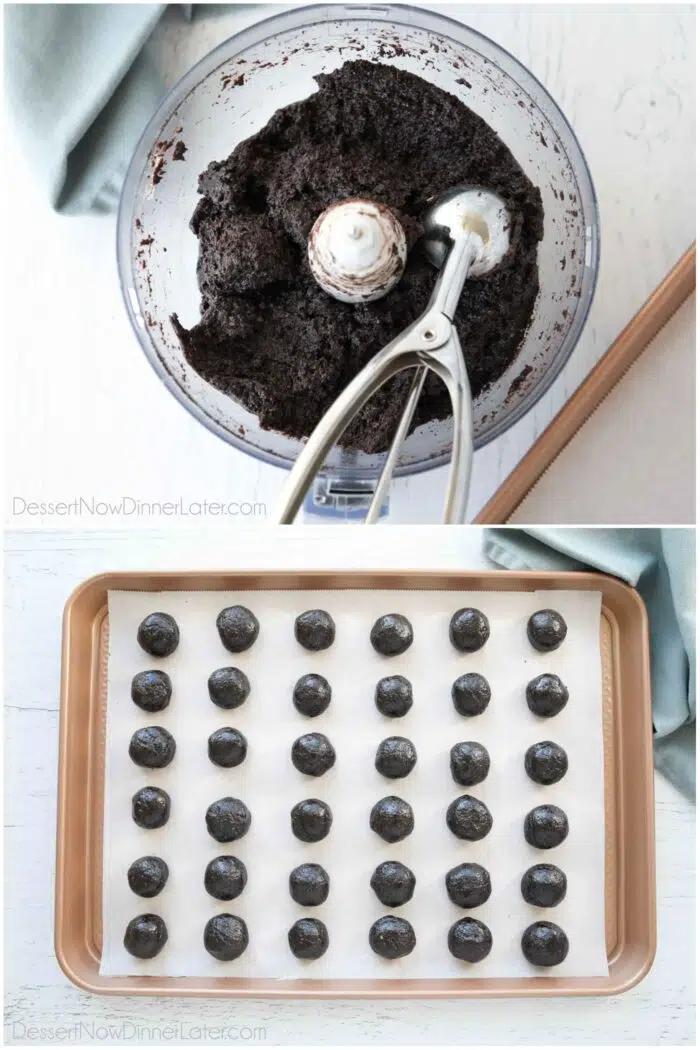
[[4, 528, 695, 1046], [3, 3, 695, 526]]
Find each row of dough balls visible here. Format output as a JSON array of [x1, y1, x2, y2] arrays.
[[132, 666, 571, 719], [135, 606, 568, 659]]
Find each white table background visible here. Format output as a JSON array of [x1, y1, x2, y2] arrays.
[[3, 2, 696, 526], [4, 528, 695, 1045]]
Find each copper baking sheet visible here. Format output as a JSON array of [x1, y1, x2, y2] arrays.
[[56, 570, 655, 997]]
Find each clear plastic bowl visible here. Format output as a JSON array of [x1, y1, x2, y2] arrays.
[[117, 2, 599, 487]]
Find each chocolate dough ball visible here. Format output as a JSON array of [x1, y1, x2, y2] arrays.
[[449, 608, 490, 652], [375, 675, 413, 717], [448, 918, 493, 962], [445, 862, 491, 908], [291, 733, 336, 777], [290, 798, 333, 842], [452, 673, 491, 716], [204, 914, 249, 961], [127, 856, 169, 898], [446, 795, 493, 840], [522, 920, 569, 966], [129, 726, 176, 768], [123, 914, 168, 958], [293, 674, 331, 717], [526, 673, 569, 717], [137, 613, 180, 657], [370, 861, 416, 907], [132, 786, 171, 829], [216, 605, 259, 653], [450, 741, 490, 787], [208, 666, 250, 709], [204, 855, 248, 901], [524, 804, 569, 849], [131, 670, 172, 712], [289, 863, 330, 906], [370, 614, 413, 656], [375, 736, 417, 779], [369, 916, 416, 959], [288, 918, 329, 959], [295, 609, 336, 651], [206, 797, 251, 842], [208, 727, 247, 768], [527, 609, 568, 652], [521, 864, 567, 907], [370, 796, 414, 842], [524, 741, 568, 785]]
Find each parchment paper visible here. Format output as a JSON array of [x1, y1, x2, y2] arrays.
[[101, 587, 607, 979]]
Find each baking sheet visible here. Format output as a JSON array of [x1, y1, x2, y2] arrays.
[[101, 587, 607, 980]]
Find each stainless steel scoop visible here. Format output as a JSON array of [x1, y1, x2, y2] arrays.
[[276, 186, 511, 524]]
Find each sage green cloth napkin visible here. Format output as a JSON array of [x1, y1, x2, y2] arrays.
[[484, 528, 696, 800], [5, 3, 168, 213]]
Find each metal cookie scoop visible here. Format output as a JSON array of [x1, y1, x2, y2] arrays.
[[276, 186, 511, 524]]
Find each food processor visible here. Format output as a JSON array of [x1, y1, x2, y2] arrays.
[[117, 3, 599, 521]]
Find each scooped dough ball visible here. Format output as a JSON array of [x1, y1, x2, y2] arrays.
[[288, 917, 329, 959], [291, 733, 336, 777], [131, 670, 172, 712], [521, 920, 569, 966], [290, 798, 333, 842], [137, 613, 180, 657], [526, 674, 569, 717], [206, 797, 251, 842], [524, 740, 568, 784], [452, 673, 491, 716], [208, 727, 247, 768], [446, 795, 493, 840], [289, 863, 330, 906], [204, 914, 249, 961], [216, 605, 259, 652], [295, 609, 336, 651], [527, 609, 568, 652], [370, 861, 416, 907], [521, 864, 567, 907], [370, 796, 414, 842], [132, 786, 171, 829], [123, 914, 168, 958], [370, 614, 414, 656], [450, 741, 490, 787], [375, 736, 417, 778], [204, 856, 248, 901], [127, 856, 169, 898], [293, 674, 332, 717], [449, 608, 490, 652], [445, 862, 491, 908], [448, 918, 493, 962], [208, 667, 250, 709], [369, 916, 416, 959], [129, 726, 176, 768], [375, 675, 413, 717], [524, 804, 569, 849]]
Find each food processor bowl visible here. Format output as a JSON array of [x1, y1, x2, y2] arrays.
[[117, 3, 599, 517]]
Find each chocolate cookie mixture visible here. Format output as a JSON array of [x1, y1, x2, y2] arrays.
[[173, 61, 543, 453]]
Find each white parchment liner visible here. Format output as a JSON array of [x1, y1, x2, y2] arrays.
[[101, 587, 606, 979]]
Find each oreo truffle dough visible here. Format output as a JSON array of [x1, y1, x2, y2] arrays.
[[173, 61, 543, 454]]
